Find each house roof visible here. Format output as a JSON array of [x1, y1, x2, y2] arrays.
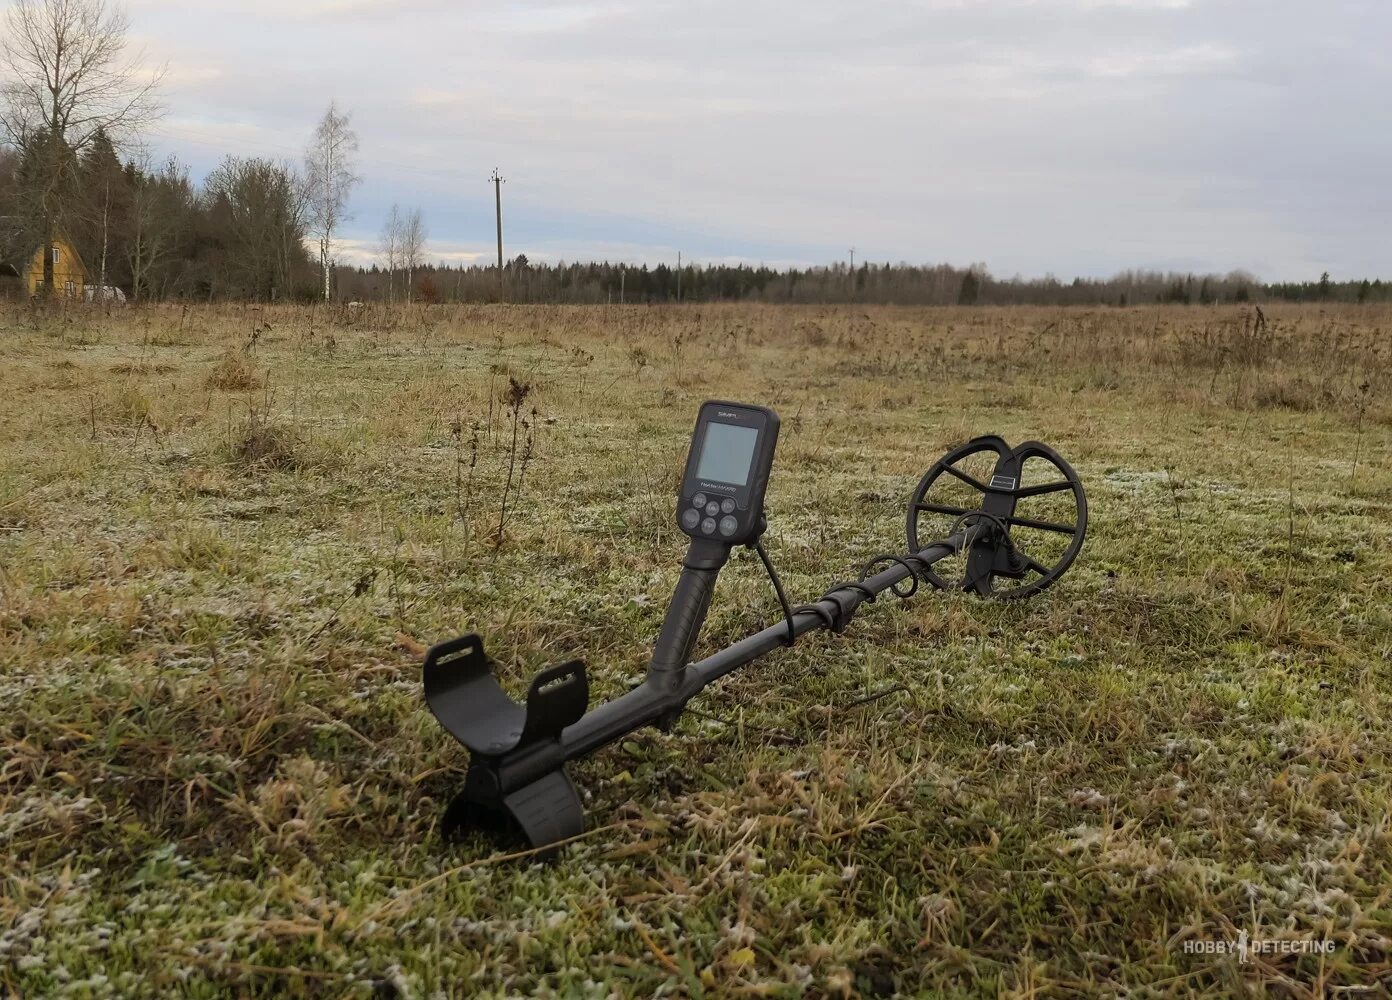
[[0, 217, 19, 272], [0, 233, 88, 276]]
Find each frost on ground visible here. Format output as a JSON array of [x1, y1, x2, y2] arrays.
[[1, 302, 1390, 998]]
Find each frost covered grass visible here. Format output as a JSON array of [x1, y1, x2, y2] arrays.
[[1, 300, 1390, 998]]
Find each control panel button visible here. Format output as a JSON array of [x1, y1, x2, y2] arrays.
[[705, 501, 720, 516], [721, 498, 736, 514], [692, 492, 707, 508], [681, 508, 701, 530], [718, 515, 738, 537], [701, 517, 717, 535]]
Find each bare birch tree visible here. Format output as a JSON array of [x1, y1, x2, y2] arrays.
[[400, 208, 426, 303], [1, 0, 164, 292], [304, 101, 358, 302], [379, 204, 400, 302], [78, 131, 123, 299]]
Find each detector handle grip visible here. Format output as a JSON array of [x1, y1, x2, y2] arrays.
[[645, 538, 730, 690]]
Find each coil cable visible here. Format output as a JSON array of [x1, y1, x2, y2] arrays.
[[751, 540, 930, 647]]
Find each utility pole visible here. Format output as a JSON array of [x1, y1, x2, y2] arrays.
[[848, 247, 856, 301], [490, 168, 505, 297]]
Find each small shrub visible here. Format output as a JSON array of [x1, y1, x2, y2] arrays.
[[1250, 377, 1324, 412], [205, 351, 263, 392], [101, 384, 153, 425], [232, 419, 299, 468], [228, 396, 299, 469]]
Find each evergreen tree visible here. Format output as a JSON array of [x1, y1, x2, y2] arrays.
[[958, 270, 980, 305], [76, 128, 130, 295]]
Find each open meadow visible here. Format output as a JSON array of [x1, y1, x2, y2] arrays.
[[2, 301, 1391, 998]]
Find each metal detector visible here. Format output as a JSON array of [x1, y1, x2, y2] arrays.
[[422, 400, 1088, 853]]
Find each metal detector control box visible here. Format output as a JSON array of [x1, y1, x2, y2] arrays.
[[676, 401, 780, 545]]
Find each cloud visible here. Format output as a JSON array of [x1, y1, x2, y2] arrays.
[[131, 0, 429, 19], [111, 0, 1392, 280], [1086, 42, 1239, 79], [1076, 0, 1196, 8]]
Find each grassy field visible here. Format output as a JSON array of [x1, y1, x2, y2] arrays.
[[1, 301, 1390, 998]]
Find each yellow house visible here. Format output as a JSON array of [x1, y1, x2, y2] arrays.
[[11, 236, 88, 298]]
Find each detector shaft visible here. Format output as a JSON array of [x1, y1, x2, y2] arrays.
[[680, 535, 963, 692], [557, 533, 965, 761]]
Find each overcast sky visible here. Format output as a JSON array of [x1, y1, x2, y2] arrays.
[[103, 0, 1392, 280]]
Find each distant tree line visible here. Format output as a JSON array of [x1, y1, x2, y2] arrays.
[[1265, 271, 1391, 305], [336, 259, 1392, 308], [4, 135, 1389, 307]]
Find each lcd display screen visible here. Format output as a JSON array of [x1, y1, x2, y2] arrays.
[[695, 422, 759, 486]]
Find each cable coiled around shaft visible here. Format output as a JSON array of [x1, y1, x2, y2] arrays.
[[753, 542, 929, 646]]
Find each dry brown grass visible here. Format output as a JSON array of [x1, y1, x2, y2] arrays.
[[204, 350, 263, 392], [0, 300, 1389, 998]]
